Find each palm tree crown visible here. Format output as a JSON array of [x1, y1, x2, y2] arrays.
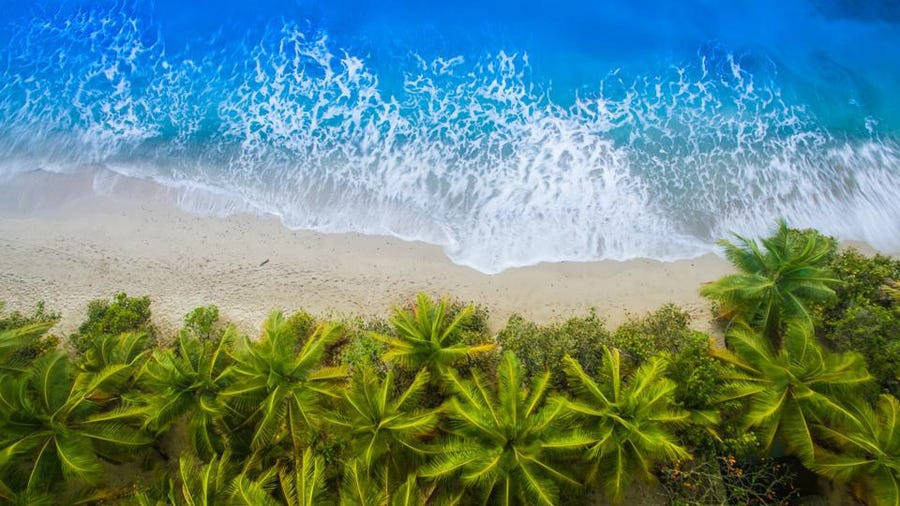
[[221, 311, 346, 453], [556, 348, 697, 503], [812, 394, 899, 506], [701, 220, 838, 338], [713, 322, 871, 463], [374, 293, 494, 374], [140, 327, 236, 457], [328, 366, 437, 474], [0, 351, 150, 494], [422, 351, 577, 505]]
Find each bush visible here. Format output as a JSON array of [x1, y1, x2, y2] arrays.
[[497, 310, 611, 389], [181, 305, 220, 340], [611, 304, 696, 361], [819, 248, 900, 395], [659, 456, 799, 505], [446, 300, 499, 377], [69, 292, 155, 353], [826, 249, 900, 311], [824, 299, 899, 395], [283, 310, 318, 344], [333, 316, 390, 371]]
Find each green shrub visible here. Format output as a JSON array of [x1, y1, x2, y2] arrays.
[[0, 301, 59, 332], [497, 310, 611, 389], [611, 304, 696, 362], [659, 455, 799, 505], [283, 310, 318, 344], [826, 248, 900, 311], [69, 292, 155, 353], [819, 248, 900, 395], [182, 305, 220, 339], [446, 300, 499, 377], [824, 299, 899, 395], [334, 316, 390, 371]]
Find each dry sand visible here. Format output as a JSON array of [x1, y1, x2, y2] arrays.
[[0, 170, 735, 336]]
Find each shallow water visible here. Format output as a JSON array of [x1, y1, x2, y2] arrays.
[[1, 0, 898, 272]]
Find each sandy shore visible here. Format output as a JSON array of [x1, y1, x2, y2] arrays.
[[0, 170, 736, 336]]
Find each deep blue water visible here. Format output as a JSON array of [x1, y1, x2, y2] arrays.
[[1, 0, 898, 272]]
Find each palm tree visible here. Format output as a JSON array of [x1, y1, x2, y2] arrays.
[[812, 394, 899, 506], [278, 447, 326, 506], [712, 322, 871, 463], [339, 459, 434, 506], [77, 331, 150, 375], [555, 348, 698, 503], [220, 311, 346, 455], [139, 327, 236, 457], [328, 366, 437, 479], [422, 351, 578, 505], [174, 451, 281, 505], [373, 293, 494, 374], [0, 351, 150, 495], [0, 320, 55, 373], [701, 220, 838, 338]]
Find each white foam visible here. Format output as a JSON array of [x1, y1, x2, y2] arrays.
[[1, 8, 898, 273]]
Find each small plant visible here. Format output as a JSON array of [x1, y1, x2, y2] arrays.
[[69, 292, 155, 354]]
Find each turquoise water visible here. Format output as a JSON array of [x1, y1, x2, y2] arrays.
[[1, 0, 898, 272]]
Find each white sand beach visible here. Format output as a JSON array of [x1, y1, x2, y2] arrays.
[[2, 170, 738, 335]]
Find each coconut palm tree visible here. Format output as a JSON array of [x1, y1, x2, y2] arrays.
[[701, 220, 838, 338], [172, 451, 281, 506], [555, 348, 698, 503], [373, 293, 494, 374], [712, 321, 871, 463], [339, 459, 434, 506], [220, 311, 346, 455], [0, 351, 150, 495], [812, 394, 899, 506], [328, 366, 437, 480], [139, 326, 237, 457], [0, 320, 55, 373], [278, 447, 326, 506], [421, 351, 578, 505]]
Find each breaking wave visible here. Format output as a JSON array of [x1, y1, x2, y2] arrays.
[[1, 3, 898, 273]]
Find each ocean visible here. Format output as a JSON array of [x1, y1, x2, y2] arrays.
[[1, 0, 898, 273]]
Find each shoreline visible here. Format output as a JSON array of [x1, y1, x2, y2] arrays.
[[0, 170, 743, 337]]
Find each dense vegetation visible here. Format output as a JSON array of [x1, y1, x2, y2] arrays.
[[0, 223, 897, 505]]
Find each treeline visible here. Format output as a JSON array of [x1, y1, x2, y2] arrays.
[[0, 221, 897, 505]]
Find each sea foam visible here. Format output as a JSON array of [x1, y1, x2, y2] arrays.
[[0, 5, 898, 273]]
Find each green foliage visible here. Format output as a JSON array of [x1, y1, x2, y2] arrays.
[[611, 304, 695, 362], [824, 301, 899, 396], [713, 322, 871, 463], [373, 293, 495, 374], [70, 293, 155, 354], [556, 348, 704, 503], [221, 311, 346, 453], [3, 230, 896, 506], [812, 394, 899, 506], [701, 220, 839, 338], [182, 305, 220, 339], [0, 351, 150, 495], [333, 316, 390, 371], [659, 456, 799, 505], [0, 302, 59, 366], [139, 327, 235, 457], [423, 352, 578, 505], [820, 248, 900, 395], [827, 248, 900, 310], [497, 311, 611, 390], [328, 367, 437, 475], [279, 448, 326, 506]]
